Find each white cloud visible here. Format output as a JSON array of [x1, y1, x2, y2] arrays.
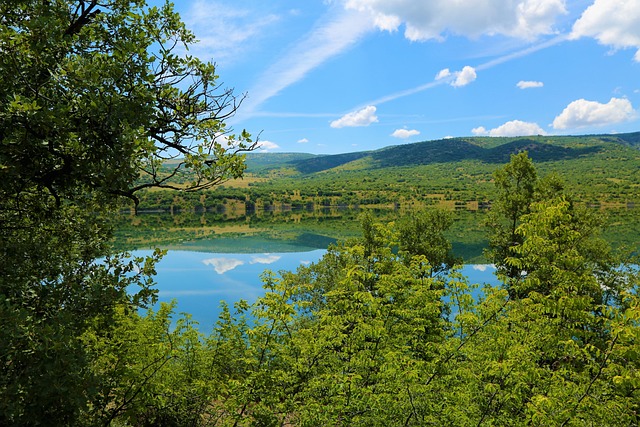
[[472, 126, 488, 136], [473, 120, 547, 136], [472, 264, 496, 272], [552, 97, 637, 130], [331, 105, 378, 128], [571, 0, 640, 62], [250, 255, 281, 265], [391, 128, 420, 139], [517, 80, 544, 89], [257, 140, 280, 151], [452, 66, 477, 87], [297, 138, 309, 143], [344, 0, 567, 41], [435, 68, 451, 80], [202, 257, 245, 274], [435, 66, 477, 87], [183, 1, 280, 64]]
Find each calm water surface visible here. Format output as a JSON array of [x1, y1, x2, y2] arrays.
[[135, 247, 500, 331]]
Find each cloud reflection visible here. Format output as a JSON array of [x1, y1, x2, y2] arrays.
[[202, 257, 245, 274], [250, 255, 282, 265], [472, 264, 496, 272]]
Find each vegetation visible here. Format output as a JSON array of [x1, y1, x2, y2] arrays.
[[130, 132, 640, 218], [0, 0, 252, 424], [2, 1, 640, 425], [87, 154, 639, 425]]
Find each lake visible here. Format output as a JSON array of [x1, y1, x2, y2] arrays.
[[119, 207, 639, 329], [134, 244, 500, 331]]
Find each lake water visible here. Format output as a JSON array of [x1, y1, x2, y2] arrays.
[[117, 208, 640, 330], [134, 246, 500, 331]]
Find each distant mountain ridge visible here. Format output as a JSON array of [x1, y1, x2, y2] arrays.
[[246, 131, 640, 175]]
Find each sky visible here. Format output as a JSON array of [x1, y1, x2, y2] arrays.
[[172, 0, 640, 154]]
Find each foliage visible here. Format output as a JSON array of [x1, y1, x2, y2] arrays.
[[0, 0, 254, 210], [484, 151, 539, 282], [95, 201, 639, 426], [396, 209, 461, 277], [0, 0, 252, 424], [1, 1, 640, 423]]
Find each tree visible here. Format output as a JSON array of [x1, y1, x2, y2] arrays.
[[450, 197, 640, 426], [396, 209, 460, 278], [0, 0, 254, 211], [0, 1, 253, 423], [485, 152, 538, 283]]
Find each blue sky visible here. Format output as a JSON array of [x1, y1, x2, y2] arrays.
[[173, 0, 640, 154]]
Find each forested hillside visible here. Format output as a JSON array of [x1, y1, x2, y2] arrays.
[[136, 132, 640, 213], [251, 132, 640, 173]]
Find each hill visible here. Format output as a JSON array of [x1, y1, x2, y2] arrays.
[[261, 132, 639, 174], [244, 152, 316, 173], [138, 132, 640, 213], [231, 131, 640, 209]]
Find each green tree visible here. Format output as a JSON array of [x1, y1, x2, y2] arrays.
[[268, 227, 449, 426], [0, 0, 254, 209], [396, 208, 460, 277], [0, 1, 252, 424], [451, 197, 640, 426], [485, 151, 538, 283]]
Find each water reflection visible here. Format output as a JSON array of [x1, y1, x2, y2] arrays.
[[119, 207, 640, 328], [138, 247, 501, 331], [138, 248, 326, 330]]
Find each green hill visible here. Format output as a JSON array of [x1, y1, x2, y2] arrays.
[[139, 132, 640, 213], [283, 133, 639, 174], [229, 131, 640, 209], [244, 152, 317, 173]]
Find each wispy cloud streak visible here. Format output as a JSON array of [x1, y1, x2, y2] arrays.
[[359, 34, 568, 109], [184, 1, 280, 64], [475, 34, 568, 71], [234, 8, 374, 121]]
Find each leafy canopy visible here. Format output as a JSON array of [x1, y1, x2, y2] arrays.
[[0, 0, 253, 424]]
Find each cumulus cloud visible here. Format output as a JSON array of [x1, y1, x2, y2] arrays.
[[202, 257, 245, 274], [517, 80, 544, 89], [552, 97, 637, 130], [436, 66, 477, 87], [452, 66, 477, 87], [472, 120, 547, 136], [391, 128, 420, 139], [571, 0, 640, 62], [344, 0, 567, 41], [331, 105, 378, 128], [472, 126, 488, 136], [257, 140, 280, 151]]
